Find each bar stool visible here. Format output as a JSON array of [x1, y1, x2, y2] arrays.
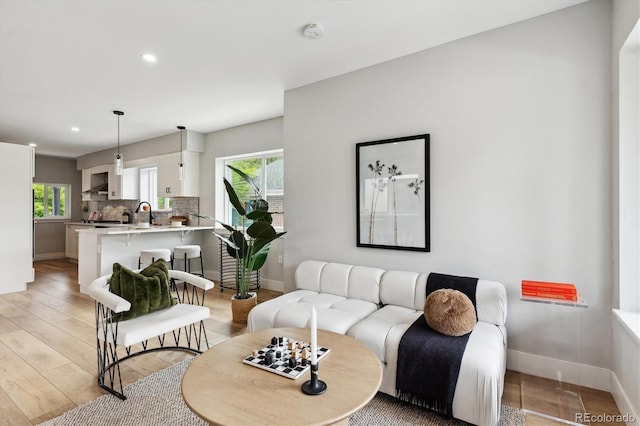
[[173, 245, 204, 277], [138, 248, 172, 269]]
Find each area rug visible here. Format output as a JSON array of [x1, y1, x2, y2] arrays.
[[40, 358, 524, 426]]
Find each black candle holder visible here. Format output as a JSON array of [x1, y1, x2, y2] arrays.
[[301, 363, 327, 395]]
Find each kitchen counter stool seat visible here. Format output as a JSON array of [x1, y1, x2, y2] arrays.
[[138, 248, 172, 268], [173, 245, 204, 277]]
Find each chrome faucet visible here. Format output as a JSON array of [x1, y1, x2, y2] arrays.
[[135, 201, 153, 225]]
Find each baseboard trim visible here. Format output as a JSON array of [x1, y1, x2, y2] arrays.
[[205, 269, 219, 282], [611, 371, 639, 426], [260, 278, 284, 293], [507, 349, 610, 392], [34, 252, 66, 261]]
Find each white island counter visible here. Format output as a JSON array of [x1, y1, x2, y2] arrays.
[[78, 225, 215, 292]]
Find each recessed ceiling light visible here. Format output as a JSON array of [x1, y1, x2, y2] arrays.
[[70, 126, 80, 132], [141, 53, 157, 63], [28, 143, 37, 147]]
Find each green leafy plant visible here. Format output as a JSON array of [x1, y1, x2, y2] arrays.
[[191, 165, 285, 299]]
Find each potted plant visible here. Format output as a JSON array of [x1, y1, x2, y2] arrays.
[[192, 165, 285, 323]]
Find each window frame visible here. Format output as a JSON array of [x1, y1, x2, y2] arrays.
[[216, 149, 284, 230], [33, 182, 71, 220], [138, 166, 172, 212]]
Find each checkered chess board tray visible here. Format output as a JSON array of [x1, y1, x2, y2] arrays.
[[242, 336, 330, 380]]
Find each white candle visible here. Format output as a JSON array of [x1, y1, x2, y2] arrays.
[[310, 306, 317, 365]]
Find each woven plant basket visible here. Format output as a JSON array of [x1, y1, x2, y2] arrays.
[[231, 292, 257, 324]]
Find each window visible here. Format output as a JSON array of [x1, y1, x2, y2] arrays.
[[618, 19, 640, 315], [219, 150, 284, 228], [33, 183, 71, 219], [139, 167, 172, 211]]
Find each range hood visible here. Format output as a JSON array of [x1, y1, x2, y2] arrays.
[[82, 182, 109, 201], [84, 182, 109, 194]]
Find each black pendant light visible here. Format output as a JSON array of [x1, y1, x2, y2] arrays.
[[177, 125, 185, 180], [113, 110, 124, 175]]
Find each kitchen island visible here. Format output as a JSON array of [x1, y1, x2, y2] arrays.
[[77, 225, 215, 292], [66, 222, 130, 261]]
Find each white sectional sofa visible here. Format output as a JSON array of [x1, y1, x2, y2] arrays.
[[247, 260, 508, 426]]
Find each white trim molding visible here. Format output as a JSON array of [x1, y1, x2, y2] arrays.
[[613, 309, 640, 344], [611, 371, 639, 426], [35, 253, 67, 261], [259, 278, 284, 293]]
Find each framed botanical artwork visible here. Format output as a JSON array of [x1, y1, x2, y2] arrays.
[[356, 134, 430, 251]]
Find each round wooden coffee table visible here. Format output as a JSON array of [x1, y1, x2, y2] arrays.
[[181, 327, 382, 425]]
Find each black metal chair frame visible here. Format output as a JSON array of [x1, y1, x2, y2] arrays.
[[174, 250, 204, 277], [88, 270, 213, 400]]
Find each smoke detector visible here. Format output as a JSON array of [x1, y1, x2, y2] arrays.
[[303, 23, 324, 39]]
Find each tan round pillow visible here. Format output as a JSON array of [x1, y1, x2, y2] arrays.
[[424, 289, 476, 336]]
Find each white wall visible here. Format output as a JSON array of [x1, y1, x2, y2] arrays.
[[283, 0, 612, 376], [199, 117, 284, 290]]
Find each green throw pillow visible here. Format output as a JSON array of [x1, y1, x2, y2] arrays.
[[109, 259, 177, 321]]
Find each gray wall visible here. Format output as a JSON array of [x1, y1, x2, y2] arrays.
[[76, 130, 204, 170], [200, 118, 284, 288], [283, 0, 611, 377], [33, 154, 82, 258]]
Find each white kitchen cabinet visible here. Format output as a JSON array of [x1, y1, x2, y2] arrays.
[[81, 168, 92, 192], [65, 225, 76, 259], [65, 224, 95, 260], [0, 142, 34, 294], [81, 166, 108, 192], [82, 165, 110, 200], [108, 166, 139, 200], [156, 151, 199, 197]]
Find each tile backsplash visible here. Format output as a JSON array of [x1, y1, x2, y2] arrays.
[[83, 197, 200, 226]]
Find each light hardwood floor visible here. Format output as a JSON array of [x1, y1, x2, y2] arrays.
[[0, 259, 623, 425]]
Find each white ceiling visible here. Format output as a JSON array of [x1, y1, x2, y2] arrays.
[[0, 0, 586, 158]]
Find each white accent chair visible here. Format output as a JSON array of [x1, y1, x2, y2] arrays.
[[86, 269, 214, 399]]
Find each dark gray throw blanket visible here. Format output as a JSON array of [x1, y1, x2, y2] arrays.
[[395, 273, 478, 417]]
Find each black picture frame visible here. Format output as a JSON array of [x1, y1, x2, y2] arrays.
[[356, 134, 430, 252]]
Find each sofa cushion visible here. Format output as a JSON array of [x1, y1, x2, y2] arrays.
[[476, 279, 508, 327], [299, 292, 346, 309], [301, 294, 378, 334], [273, 302, 318, 329], [247, 289, 317, 332], [424, 289, 476, 336], [269, 297, 378, 334], [348, 305, 421, 362], [295, 261, 384, 304], [295, 260, 326, 292], [379, 271, 428, 309], [347, 265, 385, 304], [248, 291, 379, 334], [318, 262, 353, 297]]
